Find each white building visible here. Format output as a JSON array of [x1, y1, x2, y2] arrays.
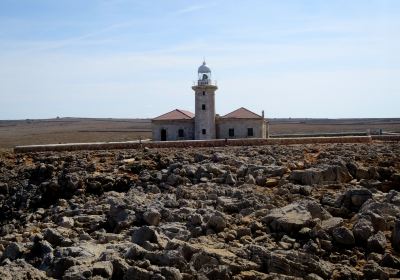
[[152, 62, 268, 141]]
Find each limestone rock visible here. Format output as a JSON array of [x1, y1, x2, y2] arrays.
[[207, 214, 226, 233], [143, 209, 161, 226], [352, 218, 374, 243], [392, 219, 400, 251], [332, 227, 355, 246], [3, 242, 24, 260], [0, 259, 48, 280], [367, 231, 386, 253]]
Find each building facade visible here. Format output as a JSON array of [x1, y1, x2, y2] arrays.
[[152, 62, 268, 141]]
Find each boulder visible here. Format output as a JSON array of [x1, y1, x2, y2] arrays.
[[353, 218, 374, 243], [3, 242, 24, 260], [266, 250, 333, 278], [0, 259, 48, 280], [346, 188, 373, 208], [132, 226, 159, 246], [43, 228, 65, 246], [263, 200, 327, 228], [263, 203, 313, 233], [321, 217, 343, 233], [143, 209, 161, 226], [160, 267, 183, 280], [63, 264, 92, 280], [225, 173, 236, 185], [367, 231, 386, 253], [359, 201, 400, 231], [332, 227, 355, 246], [289, 168, 323, 185], [58, 216, 75, 228], [92, 261, 113, 278], [289, 165, 352, 185], [207, 214, 226, 233], [392, 219, 400, 251]]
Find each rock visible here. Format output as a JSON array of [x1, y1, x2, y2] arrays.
[[266, 250, 333, 278], [3, 242, 24, 260], [37, 240, 53, 255], [353, 218, 374, 243], [289, 168, 323, 185], [289, 165, 352, 185], [112, 258, 130, 279], [265, 178, 279, 187], [347, 188, 373, 208], [332, 227, 355, 246], [367, 231, 386, 253], [43, 228, 64, 246], [362, 260, 388, 280], [143, 209, 161, 226], [107, 198, 136, 232], [189, 213, 203, 226], [124, 243, 147, 259], [263, 202, 313, 233], [321, 217, 343, 233], [305, 273, 324, 280], [380, 253, 400, 268], [63, 264, 92, 280], [0, 259, 48, 280], [160, 267, 183, 280], [392, 219, 400, 251], [331, 265, 362, 279], [359, 200, 400, 231], [206, 214, 226, 233], [386, 190, 400, 206], [132, 226, 163, 246], [123, 266, 153, 280], [1, 140, 400, 279], [59, 216, 75, 228], [225, 173, 236, 185], [356, 167, 370, 180], [245, 174, 256, 184], [0, 182, 9, 194], [92, 261, 113, 278]]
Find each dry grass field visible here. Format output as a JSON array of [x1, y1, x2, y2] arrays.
[[0, 117, 400, 149]]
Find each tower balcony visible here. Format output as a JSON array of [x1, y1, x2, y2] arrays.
[[194, 79, 217, 86]]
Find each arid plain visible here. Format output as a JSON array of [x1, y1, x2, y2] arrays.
[[1, 118, 400, 149]]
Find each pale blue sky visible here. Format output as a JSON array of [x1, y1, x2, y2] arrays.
[[0, 0, 399, 119]]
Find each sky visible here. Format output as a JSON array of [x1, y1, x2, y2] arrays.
[[0, 0, 399, 119]]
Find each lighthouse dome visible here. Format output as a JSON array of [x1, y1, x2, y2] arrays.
[[198, 61, 211, 73]]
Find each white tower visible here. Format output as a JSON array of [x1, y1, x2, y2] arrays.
[[192, 61, 218, 140]]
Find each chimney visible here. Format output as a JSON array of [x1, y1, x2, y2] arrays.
[[261, 110, 265, 118]]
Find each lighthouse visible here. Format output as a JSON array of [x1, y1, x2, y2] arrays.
[[192, 61, 218, 140]]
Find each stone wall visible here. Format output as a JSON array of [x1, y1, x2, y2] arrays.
[[217, 118, 267, 139], [13, 135, 385, 153], [151, 120, 194, 141]]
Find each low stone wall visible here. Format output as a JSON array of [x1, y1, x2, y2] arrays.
[[13, 136, 380, 153], [371, 135, 400, 141]]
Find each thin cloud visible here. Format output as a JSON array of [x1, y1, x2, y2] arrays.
[[172, 3, 215, 15]]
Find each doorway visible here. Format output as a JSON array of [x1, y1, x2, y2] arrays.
[[160, 129, 167, 141]]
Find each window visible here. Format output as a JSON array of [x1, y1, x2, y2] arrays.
[[247, 128, 254, 137], [229, 128, 235, 137], [202, 104, 206, 110], [178, 129, 184, 138], [202, 129, 206, 135], [202, 91, 205, 96]]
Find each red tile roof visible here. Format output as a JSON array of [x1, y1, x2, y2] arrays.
[[153, 109, 195, 121], [221, 107, 262, 119]]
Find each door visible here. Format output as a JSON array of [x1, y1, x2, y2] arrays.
[[160, 129, 167, 141]]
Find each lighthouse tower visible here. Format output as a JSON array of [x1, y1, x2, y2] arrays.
[[192, 61, 218, 140]]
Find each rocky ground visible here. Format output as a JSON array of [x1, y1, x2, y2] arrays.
[[0, 142, 399, 279]]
